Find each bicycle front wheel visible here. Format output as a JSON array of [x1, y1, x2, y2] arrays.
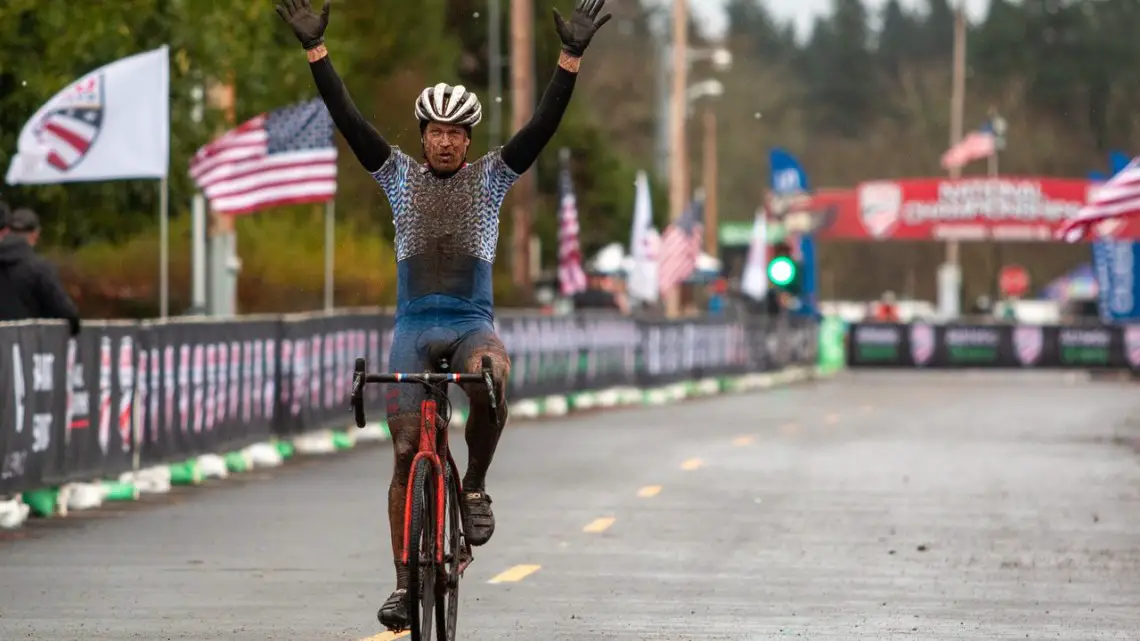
[[407, 457, 436, 641], [436, 457, 464, 640]]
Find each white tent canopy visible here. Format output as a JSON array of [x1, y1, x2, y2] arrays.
[[587, 242, 721, 276]]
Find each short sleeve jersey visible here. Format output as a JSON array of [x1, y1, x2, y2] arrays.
[[372, 147, 519, 262], [370, 147, 520, 323]]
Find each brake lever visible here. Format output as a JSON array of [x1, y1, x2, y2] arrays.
[[480, 355, 498, 425]]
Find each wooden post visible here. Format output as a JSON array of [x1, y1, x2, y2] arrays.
[[664, 0, 688, 318], [509, 0, 535, 296]]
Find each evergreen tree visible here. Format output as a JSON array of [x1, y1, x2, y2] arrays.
[[802, 0, 877, 137], [877, 0, 922, 78]]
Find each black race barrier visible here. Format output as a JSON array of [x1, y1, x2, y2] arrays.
[[0, 311, 818, 495]]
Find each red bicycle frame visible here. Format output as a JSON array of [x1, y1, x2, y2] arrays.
[[400, 398, 463, 567]]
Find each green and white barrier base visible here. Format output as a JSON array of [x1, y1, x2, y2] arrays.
[[5, 366, 830, 527]]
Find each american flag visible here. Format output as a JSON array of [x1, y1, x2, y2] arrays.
[[1058, 156, 1140, 242], [189, 98, 337, 216], [557, 153, 587, 296], [658, 197, 704, 294], [940, 129, 996, 171]]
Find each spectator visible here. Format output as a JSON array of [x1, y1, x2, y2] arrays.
[[870, 290, 901, 322], [0, 207, 81, 335], [573, 271, 623, 312], [707, 278, 727, 315]]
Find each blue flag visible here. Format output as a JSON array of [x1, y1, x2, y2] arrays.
[[768, 147, 810, 194], [1092, 240, 1140, 321], [1110, 150, 1131, 177]]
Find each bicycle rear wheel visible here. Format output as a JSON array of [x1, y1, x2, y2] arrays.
[[407, 457, 436, 641], [436, 457, 464, 640]]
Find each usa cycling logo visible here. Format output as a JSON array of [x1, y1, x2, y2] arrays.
[[858, 181, 902, 239], [1013, 325, 1043, 366], [909, 323, 934, 366], [31, 74, 105, 172]]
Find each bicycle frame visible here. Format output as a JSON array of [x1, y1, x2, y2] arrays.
[[350, 356, 499, 572], [401, 395, 454, 568]]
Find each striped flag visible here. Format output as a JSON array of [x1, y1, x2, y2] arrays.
[[658, 197, 704, 294], [1058, 156, 1140, 242], [557, 151, 587, 296], [940, 129, 996, 170], [189, 97, 337, 216]]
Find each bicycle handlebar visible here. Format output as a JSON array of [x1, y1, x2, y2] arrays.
[[350, 356, 498, 429]]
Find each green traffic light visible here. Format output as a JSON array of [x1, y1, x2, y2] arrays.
[[767, 257, 796, 286]]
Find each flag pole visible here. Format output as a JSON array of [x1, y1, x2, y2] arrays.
[[324, 199, 335, 311], [159, 176, 169, 318]]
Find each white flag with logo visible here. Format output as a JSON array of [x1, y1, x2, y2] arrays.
[[627, 170, 659, 303], [740, 209, 769, 300], [6, 46, 169, 185]]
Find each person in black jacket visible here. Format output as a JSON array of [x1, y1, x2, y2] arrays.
[[0, 207, 81, 335]]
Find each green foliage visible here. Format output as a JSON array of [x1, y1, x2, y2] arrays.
[[0, 0, 454, 250], [49, 208, 397, 318], [0, 0, 658, 313]]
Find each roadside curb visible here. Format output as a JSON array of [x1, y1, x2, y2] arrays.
[[3, 364, 838, 529]]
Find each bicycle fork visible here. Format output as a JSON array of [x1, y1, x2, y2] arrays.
[[402, 400, 448, 567]]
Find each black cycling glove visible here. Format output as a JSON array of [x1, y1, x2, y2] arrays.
[[553, 0, 612, 58], [275, 0, 331, 50]]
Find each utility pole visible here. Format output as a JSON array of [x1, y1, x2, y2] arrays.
[[510, 0, 534, 296], [489, 0, 503, 148], [665, 0, 688, 317], [207, 76, 238, 317], [702, 105, 718, 258], [940, 4, 967, 320]]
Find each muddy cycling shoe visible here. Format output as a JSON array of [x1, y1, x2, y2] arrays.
[[464, 490, 495, 546], [377, 589, 408, 630]]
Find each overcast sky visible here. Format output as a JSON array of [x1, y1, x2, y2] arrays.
[[657, 0, 992, 40]]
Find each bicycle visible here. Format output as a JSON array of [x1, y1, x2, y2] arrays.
[[350, 355, 500, 641]]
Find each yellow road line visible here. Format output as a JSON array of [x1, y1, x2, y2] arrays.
[[680, 458, 703, 471], [359, 632, 409, 640], [582, 517, 615, 533], [487, 564, 541, 584], [637, 485, 661, 498], [732, 435, 755, 446]]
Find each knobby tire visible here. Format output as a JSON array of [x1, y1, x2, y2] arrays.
[[408, 457, 436, 641], [437, 457, 463, 640]]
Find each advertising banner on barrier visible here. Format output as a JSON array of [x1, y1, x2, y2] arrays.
[[847, 322, 1137, 370], [56, 323, 138, 484], [137, 318, 281, 466], [277, 313, 387, 436], [0, 322, 68, 495], [0, 310, 820, 495]]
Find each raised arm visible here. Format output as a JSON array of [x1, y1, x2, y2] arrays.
[[501, 0, 611, 175], [501, 54, 579, 175], [277, 0, 390, 173]]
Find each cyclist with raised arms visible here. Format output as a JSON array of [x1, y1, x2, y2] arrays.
[[276, 0, 610, 629]]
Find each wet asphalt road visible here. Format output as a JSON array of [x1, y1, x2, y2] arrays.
[[2, 371, 1140, 640]]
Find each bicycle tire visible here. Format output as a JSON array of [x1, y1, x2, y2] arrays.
[[436, 457, 463, 640], [407, 457, 436, 641]]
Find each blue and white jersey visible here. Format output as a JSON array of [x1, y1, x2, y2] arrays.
[[372, 147, 519, 325]]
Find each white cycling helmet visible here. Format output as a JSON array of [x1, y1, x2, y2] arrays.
[[415, 83, 482, 128]]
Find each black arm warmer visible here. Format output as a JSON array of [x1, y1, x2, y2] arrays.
[[501, 66, 577, 175], [309, 56, 391, 173]]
